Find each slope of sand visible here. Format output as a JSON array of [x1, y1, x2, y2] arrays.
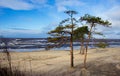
[[0, 47, 120, 76]]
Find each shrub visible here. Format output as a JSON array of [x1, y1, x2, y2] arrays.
[[95, 42, 109, 48]]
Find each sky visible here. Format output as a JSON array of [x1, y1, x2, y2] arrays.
[[0, 0, 120, 38]]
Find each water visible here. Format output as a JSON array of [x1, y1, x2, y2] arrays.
[[0, 38, 120, 52], [0, 44, 119, 52]]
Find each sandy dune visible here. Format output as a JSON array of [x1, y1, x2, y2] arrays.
[[0, 47, 120, 76]]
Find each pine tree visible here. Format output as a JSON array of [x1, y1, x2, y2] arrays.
[[48, 10, 78, 67], [74, 26, 89, 54], [80, 14, 111, 69]]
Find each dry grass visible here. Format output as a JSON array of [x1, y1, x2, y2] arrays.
[[0, 47, 120, 76]]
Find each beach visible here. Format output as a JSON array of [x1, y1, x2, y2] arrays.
[[0, 47, 120, 76]]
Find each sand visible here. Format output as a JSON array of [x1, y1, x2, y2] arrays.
[[0, 47, 120, 76]]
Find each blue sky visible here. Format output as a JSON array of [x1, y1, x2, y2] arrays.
[[0, 0, 120, 38]]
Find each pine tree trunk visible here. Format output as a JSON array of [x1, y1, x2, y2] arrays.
[[84, 24, 93, 69], [70, 14, 74, 68], [80, 38, 84, 54], [80, 45, 82, 54], [70, 34, 74, 67]]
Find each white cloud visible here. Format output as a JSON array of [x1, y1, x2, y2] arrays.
[[0, 27, 49, 37], [0, 29, 41, 35], [105, 6, 120, 28], [0, 0, 49, 10], [0, 28, 49, 38], [29, 0, 51, 8], [93, 5, 120, 39], [55, 0, 84, 12], [0, 0, 34, 10], [29, 0, 47, 4]]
